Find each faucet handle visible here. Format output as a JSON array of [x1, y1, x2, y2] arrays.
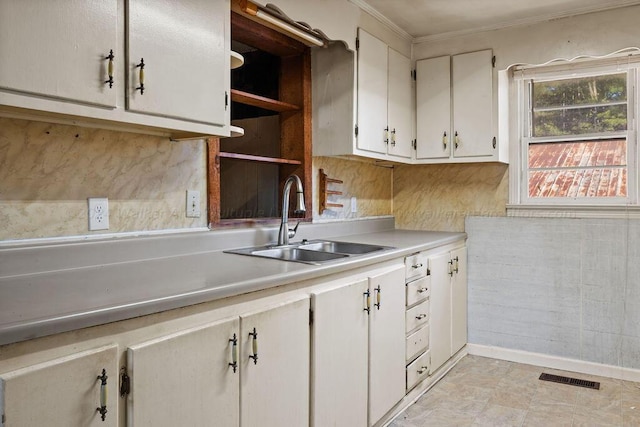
[[288, 221, 301, 239]]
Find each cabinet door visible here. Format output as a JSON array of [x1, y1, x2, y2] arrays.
[[387, 48, 413, 159], [356, 28, 388, 154], [311, 279, 369, 427], [451, 246, 468, 354], [127, 0, 228, 126], [415, 56, 451, 160], [452, 50, 494, 158], [368, 265, 405, 426], [127, 318, 239, 427], [429, 251, 452, 373], [240, 297, 309, 427], [0, 0, 117, 107], [0, 344, 118, 427]]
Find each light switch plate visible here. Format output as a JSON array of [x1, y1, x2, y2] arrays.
[[88, 198, 109, 231], [186, 190, 201, 218]]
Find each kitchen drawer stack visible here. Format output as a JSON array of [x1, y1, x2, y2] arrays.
[[404, 253, 431, 391]]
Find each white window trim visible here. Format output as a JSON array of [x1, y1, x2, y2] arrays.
[[506, 51, 640, 217]]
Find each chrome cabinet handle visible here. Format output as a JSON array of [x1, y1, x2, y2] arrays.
[[249, 328, 258, 364], [229, 333, 238, 373], [135, 58, 145, 94], [104, 49, 114, 88], [96, 369, 108, 421]]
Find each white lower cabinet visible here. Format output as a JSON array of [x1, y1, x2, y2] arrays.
[[311, 265, 405, 427], [126, 318, 239, 426], [126, 297, 309, 427], [0, 344, 119, 427], [451, 247, 468, 355]]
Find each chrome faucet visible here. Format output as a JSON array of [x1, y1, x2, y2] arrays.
[[278, 174, 306, 246]]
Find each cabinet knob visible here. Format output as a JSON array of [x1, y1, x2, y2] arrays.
[[104, 49, 114, 88], [135, 58, 145, 95], [96, 368, 108, 421]]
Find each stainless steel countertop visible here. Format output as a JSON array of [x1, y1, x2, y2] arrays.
[[0, 224, 465, 346]]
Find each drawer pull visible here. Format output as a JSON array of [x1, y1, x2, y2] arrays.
[[417, 287, 428, 293], [411, 263, 423, 269], [135, 58, 145, 94], [364, 289, 371, 314], [418, 366, 429, 374], [104, 49, 114, 88], [374, 285, 381, 310], [415, 314, 427, 320]]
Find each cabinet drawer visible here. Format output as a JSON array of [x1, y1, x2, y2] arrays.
[[406, 299, 430, 333], [406, 350, 431, 391], [405, 253, 428, 282], [406, 324, 429, 362], [406, 276, 430, 307]]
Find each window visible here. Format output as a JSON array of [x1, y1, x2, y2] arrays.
[[513, 56, 639, 207]]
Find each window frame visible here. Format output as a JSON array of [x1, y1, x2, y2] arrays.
[[511, 56, 639, 208]]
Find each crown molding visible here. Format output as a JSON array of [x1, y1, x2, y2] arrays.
[[413, 0, 640, 44], [348, 0, 412, 41]]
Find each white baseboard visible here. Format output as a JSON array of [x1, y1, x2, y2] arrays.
[[467, 343, 640, 383]]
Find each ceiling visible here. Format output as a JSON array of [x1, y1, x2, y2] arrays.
[[354, 0, 640, 40]]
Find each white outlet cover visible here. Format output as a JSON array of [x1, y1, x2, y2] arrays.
[[88, 198, 109, 231], [186, 190, 201, 218]]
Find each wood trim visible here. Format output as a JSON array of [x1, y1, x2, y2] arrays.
[[230, 11, 305, 57], [230, 89, 300, 112], [207, 138, 221, 227], [218, 152, 302, 165]]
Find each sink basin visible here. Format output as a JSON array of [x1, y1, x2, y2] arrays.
[[297, 240, 389, 255], [225, 240, 394, 265], [249, 247, 349, 263]]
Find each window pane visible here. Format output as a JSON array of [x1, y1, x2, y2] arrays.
[[533, 105, 627, 137], [532, 73, 627, 137], [528, 168, 627, 198], [533, 74, 626, 109], [528, 139, 626, 169]]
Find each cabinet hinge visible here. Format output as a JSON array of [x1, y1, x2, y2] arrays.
[[427, 267, 431, 276], [309, 308, 314, 325], [120, 366, 131, 397], [492, 55, 496, 68], [225, 91, 229, 110], [355, 125, 359, 137], [412, 139, 417, 150], [412, 69, 416, 80], [356, 37, 359, 50]]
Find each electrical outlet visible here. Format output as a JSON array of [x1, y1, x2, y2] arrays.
[[186, 190, 201, 218], [88, 198, 109, 231]]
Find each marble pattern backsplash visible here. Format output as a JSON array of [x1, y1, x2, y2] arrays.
[[313, 156, 392, 221], [394, 163, 509, 232], [0, 118, 207, 241]]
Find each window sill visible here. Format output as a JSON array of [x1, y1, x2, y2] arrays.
[[506, 204, 640, 219]]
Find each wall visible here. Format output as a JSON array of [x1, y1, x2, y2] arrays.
[[0, 118, 207, 241], [400, 5, 640, 232], [467, 216, 640, 370], [312, 157, 392, 221]]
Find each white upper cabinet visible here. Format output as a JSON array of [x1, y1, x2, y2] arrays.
[[0, 0, 230, 138], [126, 0, 227, 126], [0, 0, 118, 108], [387, 48, 413, 159], [416, 49, 506, 163]]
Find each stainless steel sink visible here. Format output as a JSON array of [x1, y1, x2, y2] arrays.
[[225, 239, 394, 265], [297, 240, 389, 255]]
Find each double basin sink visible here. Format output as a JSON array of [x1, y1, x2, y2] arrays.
[[225, 239, 394, 265]]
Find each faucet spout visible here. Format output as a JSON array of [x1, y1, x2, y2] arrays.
[[278, 174, 305, 246]]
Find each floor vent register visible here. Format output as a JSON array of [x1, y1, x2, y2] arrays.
[[539, 373, 600, 390]]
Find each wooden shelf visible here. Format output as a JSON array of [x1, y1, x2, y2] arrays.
[[218, 152, 302, 165], [230, 89, 300, 112]]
